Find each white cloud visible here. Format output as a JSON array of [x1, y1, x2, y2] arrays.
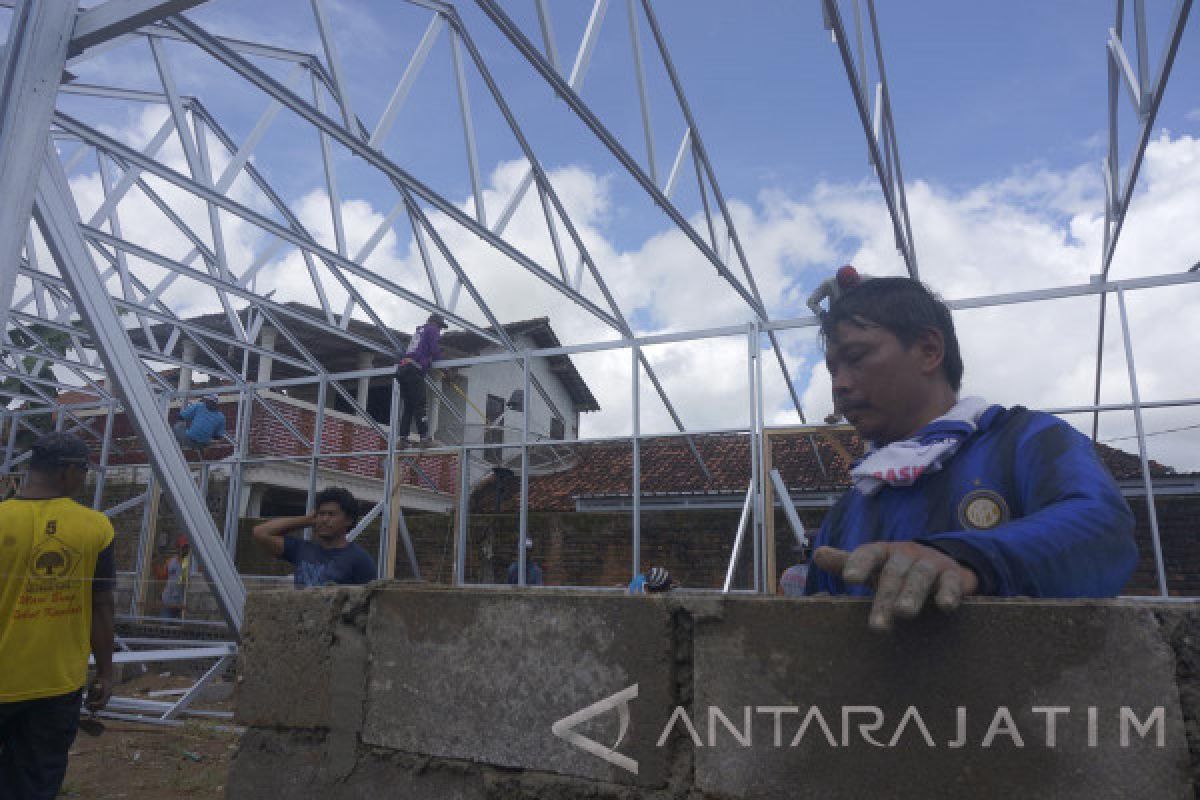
[[801, 133, 1200, 470], [46, 105, 1200, 471]]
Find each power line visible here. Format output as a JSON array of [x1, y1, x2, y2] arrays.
[[1100, 422, 1200, 444]]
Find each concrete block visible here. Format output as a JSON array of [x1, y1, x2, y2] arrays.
[[362, 587, 675, 787], [234, 586, 369, 728], [691, 597, 1193, 800], [227, 729, 486, 800]]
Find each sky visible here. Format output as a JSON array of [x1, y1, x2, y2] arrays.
[[5, 1, 1200, 469]]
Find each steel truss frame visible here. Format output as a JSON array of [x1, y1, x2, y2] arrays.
[[0, 0, 1193, 650], [92, 639, 237, 726], [821, 0, 918, 278]]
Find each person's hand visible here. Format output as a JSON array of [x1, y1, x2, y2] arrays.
[[85, 673, 112, 713], [813, 542, 978, 631]]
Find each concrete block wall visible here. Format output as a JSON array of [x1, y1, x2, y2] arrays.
[[228, 588, 1200, 799]]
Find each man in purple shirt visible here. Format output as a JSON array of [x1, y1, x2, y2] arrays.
[[395, 313, 447, 445]]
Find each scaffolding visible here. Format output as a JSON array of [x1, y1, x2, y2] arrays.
[[0, 0, 1197, 657]]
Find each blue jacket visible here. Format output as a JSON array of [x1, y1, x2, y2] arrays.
[[180, 402, 226, 445], [806, 406, 1138, 598]]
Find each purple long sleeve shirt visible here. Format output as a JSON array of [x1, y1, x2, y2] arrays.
[[401, 323, 442, 372]]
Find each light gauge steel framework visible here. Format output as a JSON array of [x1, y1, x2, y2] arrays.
[[0, 0, 1196, 642]]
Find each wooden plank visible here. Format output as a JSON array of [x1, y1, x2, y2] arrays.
[[134, 485, 161, 615], [383, 457, 403, 579]]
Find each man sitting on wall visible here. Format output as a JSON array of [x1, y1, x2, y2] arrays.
[[806, 277, 1137, 629], [506, 537, 544, 586], [252, 487, 376, 588], [778, 543, 811, 598], [173, 393, 226, 453]]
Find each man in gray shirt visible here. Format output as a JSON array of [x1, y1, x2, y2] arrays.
[[807, 265, 871, 318]]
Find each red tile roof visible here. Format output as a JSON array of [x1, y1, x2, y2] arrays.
[[471, 428, 1175, 513]]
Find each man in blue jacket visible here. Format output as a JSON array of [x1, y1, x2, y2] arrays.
[[396, 313, 447, 446], [173, 394, 226, 453], [806, 277, 1137, 630]]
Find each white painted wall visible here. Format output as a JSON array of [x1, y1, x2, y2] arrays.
[[433, 333, 583, 487]]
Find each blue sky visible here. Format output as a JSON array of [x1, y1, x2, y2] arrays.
[[7, 1, 1200, 465], [55, 0, 1200, 250], [42, 0, 1200, 257], [171, 0, 1200, 225]]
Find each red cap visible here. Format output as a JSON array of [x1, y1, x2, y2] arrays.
[[176, 536, 189, 549], [836, 265, 860, 289]]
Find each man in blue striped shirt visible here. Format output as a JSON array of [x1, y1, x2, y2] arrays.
[[806, 278, 1137, 630]]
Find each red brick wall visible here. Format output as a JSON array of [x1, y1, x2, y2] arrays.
[[247, 398, 457, 492], [1124, 496, 1200, 596], [401, 500, 1199, 595], [101, 405, 235, 465], [75, 397, 458, 494]]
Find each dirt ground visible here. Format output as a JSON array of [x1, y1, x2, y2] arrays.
[[59, 671, 240, 799]]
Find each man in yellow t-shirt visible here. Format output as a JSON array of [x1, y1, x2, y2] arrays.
[[0, 433, 115, 799]]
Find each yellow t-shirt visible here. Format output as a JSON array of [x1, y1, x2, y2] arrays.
[[0, 497, 115, 701]]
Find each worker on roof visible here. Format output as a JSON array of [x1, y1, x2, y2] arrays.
[[807, 264, 871, 319], [806, 277, 1137, 629], [173, 393, 226, 453], [395, 312, 448, 447]]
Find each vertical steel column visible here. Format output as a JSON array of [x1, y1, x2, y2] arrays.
[[746, 323, 763, 592], [378, 379, 401, 578], [517, 353, 530, 585], [0, 411, 12, 473], [454, 444, 470, 586], [4, 410, 18, 465], [91, 402, 115, 509], [631, 345, 641, 580], [0, 0, 76, 335], [128, 468, 158, 615], [34, 148, 245, 631], [1094, 3, 1123, 441], [130, 393, 170, 617], [0, 411, 17, 480], [1090, 293, 1110, 441], [396, 508, 420, 581], [222, 392, 252, 558], [306, 376, 327, 540], [755, 323, 769, 592], [1115, 288, 1168, 597]]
